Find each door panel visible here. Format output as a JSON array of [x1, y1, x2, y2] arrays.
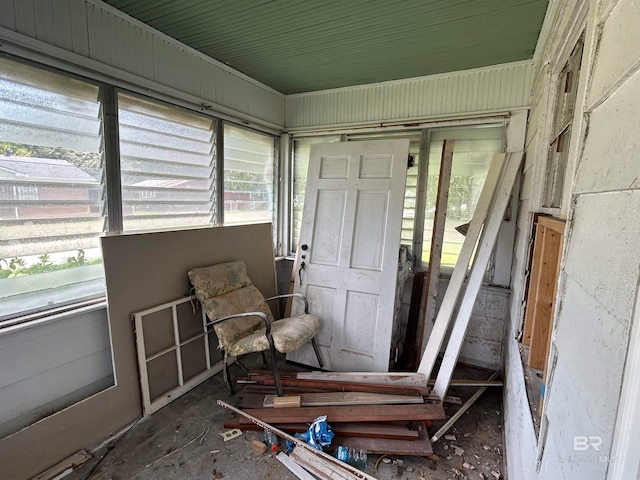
[[287, 140, 409, 371]]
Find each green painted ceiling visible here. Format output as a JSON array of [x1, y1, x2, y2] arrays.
[[103, 0, 549, 94]]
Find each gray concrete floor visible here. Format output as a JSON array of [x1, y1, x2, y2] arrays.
[[68, 355, 504, 480]]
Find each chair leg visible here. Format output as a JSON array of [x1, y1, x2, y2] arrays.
[[311, 337, 324, 369], [223, 355, 235, 395], [265, 340, 284, 397], [235, 358, 250, 374], [261, 351, 268, 368]]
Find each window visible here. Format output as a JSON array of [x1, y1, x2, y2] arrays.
[[543, 38, 584, 208], [118, 93, 217, 232], [291, 136, 341, 252], [223, 123, 276, 226], [0, 57, 106, 320], [289, 126, 504, 278], [423, 126, 504, 273]]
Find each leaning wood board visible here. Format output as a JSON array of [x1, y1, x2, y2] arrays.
[[223, 418, 420, 440], [263, 391, 423, 407], [240, 403, 446, 424]]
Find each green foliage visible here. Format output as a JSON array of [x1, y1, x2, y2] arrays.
[[0, 250, 101, 279]]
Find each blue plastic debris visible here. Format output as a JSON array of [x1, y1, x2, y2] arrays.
[[294, 415, 334, 451]]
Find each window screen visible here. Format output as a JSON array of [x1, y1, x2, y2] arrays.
[[118, 93, 217, 232], [0, 57, 106, 320], [223, 124, 276, 226]]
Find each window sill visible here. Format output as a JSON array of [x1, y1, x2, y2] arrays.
[[0, 298, 107, 337]]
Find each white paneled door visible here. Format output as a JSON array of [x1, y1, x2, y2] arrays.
[[287, 140, 409, 371]]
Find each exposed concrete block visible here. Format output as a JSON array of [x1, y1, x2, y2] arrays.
[[587, 0, 640, 108], [562, 190, 640, 328], [576, 70, 640, 194]]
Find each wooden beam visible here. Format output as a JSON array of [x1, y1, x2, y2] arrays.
[[264, 391, 423, 408], [417, 153, 507, 379], [240, 403, 446, 424], [432, 152, 523, 400], [247, 375, 430, 396], [335, 423, 433, 456], [296, 372, 428, 387], [419, 139, 454, 354], [522, 222, 543, 345]]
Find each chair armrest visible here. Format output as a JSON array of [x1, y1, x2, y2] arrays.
[[207, 311, 272, 336], [264, 293, 310, 314]]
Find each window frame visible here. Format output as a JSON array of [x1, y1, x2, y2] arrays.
[[287, 121, 508, 284], [0, 53, 282, 325]]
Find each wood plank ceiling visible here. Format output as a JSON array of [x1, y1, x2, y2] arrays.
[[103, 0, 548, 94]]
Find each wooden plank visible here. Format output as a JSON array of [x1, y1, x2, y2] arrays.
[[217, 400, 378, 480], [522, 222, 544, 345], [284, 247, 301, 318], [240, 404, 446, 424], [417, 153, 507, 379], [224, 418, 420, 440], [276, 452, 317, 480], [398, 271, 427, 370], [249, 375, 430, 396], [263, 391, 423, 407], [433, 152, 524, 400], [273, 395, 302, 408], [290, 448, 363, 480], [528, 226, 563, 369], [419, 139, 454, 354], [335, 423, 433, 456], [296, 372, 428, 388]]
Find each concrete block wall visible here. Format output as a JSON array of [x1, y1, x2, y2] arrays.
[[504, 0, 640, 478]]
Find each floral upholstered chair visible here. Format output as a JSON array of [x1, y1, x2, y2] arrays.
[[188, 260, 323, 396]]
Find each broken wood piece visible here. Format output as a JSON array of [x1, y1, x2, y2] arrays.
[[296, 372, 428, 388], [251, 440, 268, 454], [240, 403, 446, 425], [263, 391, 423, 408], [273, 395, 302, 408], [430, 371, 500, 443], [276, 452, 317, 480], [217, 400, 378, 480], [427, 379, 504, 387], [291, 447, 370, 480]]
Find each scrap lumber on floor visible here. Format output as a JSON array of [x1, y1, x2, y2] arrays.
[[263, 391, 424, 407], [240, 403, 445, 424], [226, 369, 444, 458]]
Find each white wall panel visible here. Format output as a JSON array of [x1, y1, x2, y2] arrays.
[[0, 0, 284, 128], [286, 61, 533, 129]]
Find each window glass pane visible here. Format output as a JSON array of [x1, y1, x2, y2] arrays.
[[423, 126, 504, 273], [118, 93, 216, 232], [291, 136, 341, 252], [0, 57, 106, 320], [223, 124, 276, 226]]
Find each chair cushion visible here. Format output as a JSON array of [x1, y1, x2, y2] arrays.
[[201, 284, 275, 349], [227, 314, 321, 356], [188, 261, 252, 301]]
